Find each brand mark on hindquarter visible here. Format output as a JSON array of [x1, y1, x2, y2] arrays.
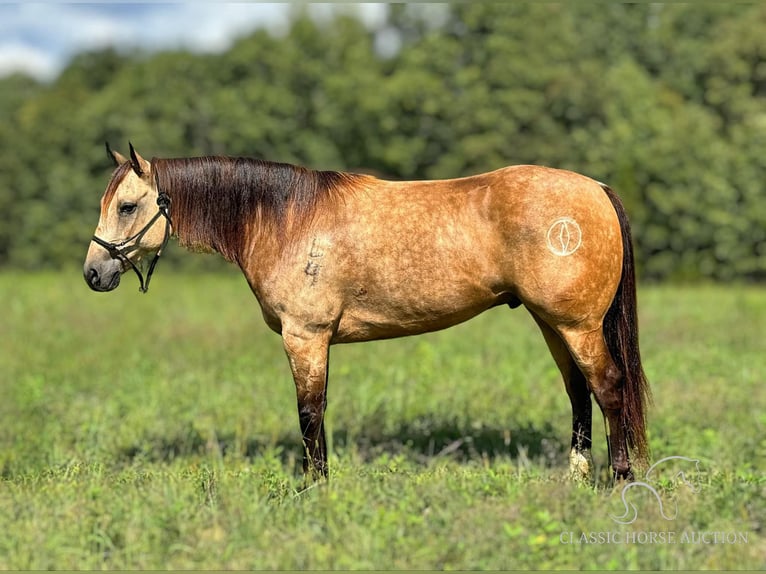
[[546, 217, 582, 256]]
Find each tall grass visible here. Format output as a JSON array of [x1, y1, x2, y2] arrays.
[[0, 272, 763, 569]]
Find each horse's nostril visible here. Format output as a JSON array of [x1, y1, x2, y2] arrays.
[[86, 267, 99, 287]]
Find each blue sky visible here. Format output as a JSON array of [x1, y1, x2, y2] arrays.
[[0, 3, 388, 81]]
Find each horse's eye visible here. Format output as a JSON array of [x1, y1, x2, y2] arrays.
[[119, 203, 137, 216]]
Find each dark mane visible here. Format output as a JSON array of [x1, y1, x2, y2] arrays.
[[152, 156, 362, 263]]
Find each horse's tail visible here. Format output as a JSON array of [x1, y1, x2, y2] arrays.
[[600, 183, 651, 466]]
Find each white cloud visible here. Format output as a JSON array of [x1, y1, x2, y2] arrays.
[[103, 4, 292, 53], [0, 3, 390, 81], [0, 41, 59, 79]]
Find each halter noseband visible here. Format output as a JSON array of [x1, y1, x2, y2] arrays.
[[91, 183, 172, 293]]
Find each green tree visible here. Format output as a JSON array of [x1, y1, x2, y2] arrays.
[[0, 4, 763, 280]]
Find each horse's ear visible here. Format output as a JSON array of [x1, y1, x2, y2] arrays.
[[105, 142, 128, 166], [128, 142, 151, 178]]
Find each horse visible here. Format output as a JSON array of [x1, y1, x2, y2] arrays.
[[83, 143, 650, 481]]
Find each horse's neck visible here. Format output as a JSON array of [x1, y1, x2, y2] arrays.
[[161, 157, 333, 266], [160, 159, 255, 263], [158, 156, 369, 280]]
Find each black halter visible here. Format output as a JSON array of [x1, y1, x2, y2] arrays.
[[91, 184, 172, 293]]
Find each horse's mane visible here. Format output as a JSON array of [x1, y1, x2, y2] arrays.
[[152, 156, 364, 263]]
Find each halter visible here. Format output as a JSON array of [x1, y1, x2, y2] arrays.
[[91, 181, 172, 293]]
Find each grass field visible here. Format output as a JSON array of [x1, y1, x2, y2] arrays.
[[0, 271, 763, 569]]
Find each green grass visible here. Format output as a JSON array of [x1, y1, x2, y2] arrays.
[[0, 271, 763, 569]]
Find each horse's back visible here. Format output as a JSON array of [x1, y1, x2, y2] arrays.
[[250, 165, 623, 342]]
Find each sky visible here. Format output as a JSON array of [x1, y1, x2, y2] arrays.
[[0, 2, 389, 81]]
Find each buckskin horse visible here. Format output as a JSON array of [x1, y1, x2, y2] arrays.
[[83, 144, 650, 481]]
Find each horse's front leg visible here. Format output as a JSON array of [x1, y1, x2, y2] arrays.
[[282, 328, 332, 479]]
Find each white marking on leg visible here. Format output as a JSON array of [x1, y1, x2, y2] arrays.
[[569, 447, 593, 481]]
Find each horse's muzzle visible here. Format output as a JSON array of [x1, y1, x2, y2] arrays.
[[84, 260, 122, 292]]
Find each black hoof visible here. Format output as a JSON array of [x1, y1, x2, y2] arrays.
[[614, 468, 635, 482]]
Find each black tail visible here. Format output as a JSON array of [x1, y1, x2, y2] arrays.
[[601, 183, 651, 465]]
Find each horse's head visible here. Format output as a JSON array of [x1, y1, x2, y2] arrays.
[[83, 143, 171, 293]]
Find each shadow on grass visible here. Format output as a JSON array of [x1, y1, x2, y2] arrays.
[[334, 416, 563, 465], [117, 414, 565, 472]]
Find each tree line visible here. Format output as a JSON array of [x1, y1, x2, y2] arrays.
[[0, 4, 764, 281]]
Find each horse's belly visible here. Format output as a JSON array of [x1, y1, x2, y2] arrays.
[[332, 285, 508, 343]]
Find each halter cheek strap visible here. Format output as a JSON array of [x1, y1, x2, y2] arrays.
[[91, 188, 172, 293]]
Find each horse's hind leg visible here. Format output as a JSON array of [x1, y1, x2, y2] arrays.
[[531, 314, 593, 481], [557, 326, 634, 481]]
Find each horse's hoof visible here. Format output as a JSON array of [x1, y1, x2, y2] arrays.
[[613, 468, 635, 482]]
